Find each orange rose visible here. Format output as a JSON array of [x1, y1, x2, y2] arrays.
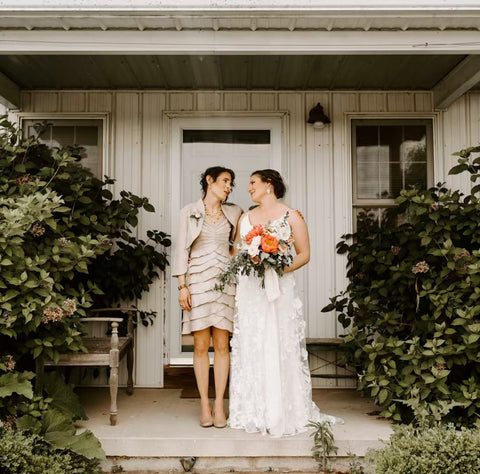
[[245, 225, 263, 244], [261, 234, 279, 253], [250, 255, 260, 264]]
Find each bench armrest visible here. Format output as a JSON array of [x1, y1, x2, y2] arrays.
[[91, 307, 137, 313], [89, 307, 137, 338], [81, 317, 124, 323]]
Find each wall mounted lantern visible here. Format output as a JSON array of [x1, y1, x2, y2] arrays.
[[307, 103, 331, 129]]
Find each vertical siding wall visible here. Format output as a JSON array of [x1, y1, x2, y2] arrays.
[[19, 89, 479, 388], [440, 92, 480, 194]]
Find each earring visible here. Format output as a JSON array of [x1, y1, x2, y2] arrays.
[[267, 187, 271, 195]]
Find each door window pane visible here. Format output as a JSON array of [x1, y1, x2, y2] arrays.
[[183, 129, 270, 144], [181, 129, 271, 213]]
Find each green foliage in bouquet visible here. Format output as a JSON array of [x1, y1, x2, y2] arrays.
[[323, 145, 480, 426], [216, 213, 293, 291], [365, 423, 480, 474]]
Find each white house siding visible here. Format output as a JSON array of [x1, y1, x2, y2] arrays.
[[440, 93, 480, 195], [18, 89, 479, 388]]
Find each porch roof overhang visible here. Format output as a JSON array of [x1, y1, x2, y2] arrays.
[[0, 54, 469, 93], [0, 1, 479, 109]]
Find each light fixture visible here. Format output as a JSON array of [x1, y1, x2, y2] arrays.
[[307, 103, 331, 129]]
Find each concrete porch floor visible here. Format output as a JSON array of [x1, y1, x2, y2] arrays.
[[77, 387, 392, 473]]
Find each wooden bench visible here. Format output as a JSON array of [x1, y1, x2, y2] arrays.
[[306, 337, 356, 380], [36, 307, 136, 425]]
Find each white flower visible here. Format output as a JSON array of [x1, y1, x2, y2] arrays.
[[190, 212, 203, 224], [273, 221, 291, 241], [248, 236, 262, 257]]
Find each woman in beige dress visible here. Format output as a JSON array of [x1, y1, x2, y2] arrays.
[[172, 166, 242, 428]]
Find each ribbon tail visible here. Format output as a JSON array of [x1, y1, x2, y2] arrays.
[[264, 268, 281, 302]]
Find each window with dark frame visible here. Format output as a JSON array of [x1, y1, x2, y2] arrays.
[[23, 119, 104, 179], [352, 119, 434, 229]]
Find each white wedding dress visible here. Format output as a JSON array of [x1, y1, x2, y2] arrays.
[[229, 213, 341, 437]]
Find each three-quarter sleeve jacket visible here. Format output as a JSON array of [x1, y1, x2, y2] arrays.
[[172, 198, 242, 277]]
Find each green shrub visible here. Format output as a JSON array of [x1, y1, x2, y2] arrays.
[[0, 366, 105, 462], [0, 115, 170, 367], [323, 145, 480, 426], [0, 428, 101, 474], [366, 424, 480, 474], [0, 116, 174, 464]]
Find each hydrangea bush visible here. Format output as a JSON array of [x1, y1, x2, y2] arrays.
[[323, 145, 480, 426], [0, 115, 170, 363], [0, 116, 170, 463]]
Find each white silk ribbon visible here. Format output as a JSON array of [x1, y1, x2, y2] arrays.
[[264, 268, 281, 302]]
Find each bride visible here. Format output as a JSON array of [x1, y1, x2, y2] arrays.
[[228, 169, 340, 437]]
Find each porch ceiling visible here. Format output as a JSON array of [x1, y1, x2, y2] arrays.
[[0, 54, 466, 90]]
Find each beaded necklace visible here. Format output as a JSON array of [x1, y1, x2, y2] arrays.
[[203, 201, 223, 224]]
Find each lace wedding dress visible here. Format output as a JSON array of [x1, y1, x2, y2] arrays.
[[229, 213, 341, 437]]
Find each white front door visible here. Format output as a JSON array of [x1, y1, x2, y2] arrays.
[[169, 116, 283, 365]]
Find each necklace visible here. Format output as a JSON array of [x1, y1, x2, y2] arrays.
[[203, 201, 223, 223]]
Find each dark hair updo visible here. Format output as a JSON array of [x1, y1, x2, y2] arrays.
[[251, 169, 286, 199], [200, 166, 236, 198]]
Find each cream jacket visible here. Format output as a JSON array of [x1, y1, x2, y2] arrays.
[[171, 198, 242, 277]]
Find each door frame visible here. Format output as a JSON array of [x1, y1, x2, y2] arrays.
[[167, 112, 288, 365]]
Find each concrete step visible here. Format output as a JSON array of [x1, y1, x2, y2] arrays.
[[77, 387, 390, 473], [102, 456, 353, 473]]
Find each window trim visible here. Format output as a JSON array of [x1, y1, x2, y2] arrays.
[[16, 113, 110, 179], [349, 115, 436, 210]]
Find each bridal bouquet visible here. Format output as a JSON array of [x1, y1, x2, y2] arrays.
[[216, 213, 294, 300]]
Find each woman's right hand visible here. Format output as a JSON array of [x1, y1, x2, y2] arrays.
[[178, 287, 192, 311]]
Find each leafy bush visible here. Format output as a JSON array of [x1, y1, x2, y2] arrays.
[[0, 361, 104, 462], [0, 115, 170, 367], [0, 116, 170, 465], [0, 428, 101, 474], [323, 146, 480, 425], [365, 424, 480, 474]]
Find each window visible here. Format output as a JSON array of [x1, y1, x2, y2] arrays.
[[352, 119, 433, 228], [23, 119, 104, 179]]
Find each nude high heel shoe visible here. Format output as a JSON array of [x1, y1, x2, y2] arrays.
[[212, 409, 227, 428], [200, 404, 213, 427], [200, 417, 213, 428]]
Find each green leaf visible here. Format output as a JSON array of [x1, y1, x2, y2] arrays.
[[0, 371, 34, 398], [449, 163, 469, 175], [41, 408, 105, 460], [378, 389, 389, 404], [43, 372, 87, 421], [16, 415, 42, 433], [56, 429, 106, 460], [423, 374, 436, 384], [143, 202, 155, 212], [32, 346, 43, 359]]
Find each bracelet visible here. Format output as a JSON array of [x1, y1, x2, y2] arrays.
[[178, 284, 188, 291]]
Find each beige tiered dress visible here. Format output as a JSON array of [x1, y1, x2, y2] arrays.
[[182, 214, 235, 334]]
